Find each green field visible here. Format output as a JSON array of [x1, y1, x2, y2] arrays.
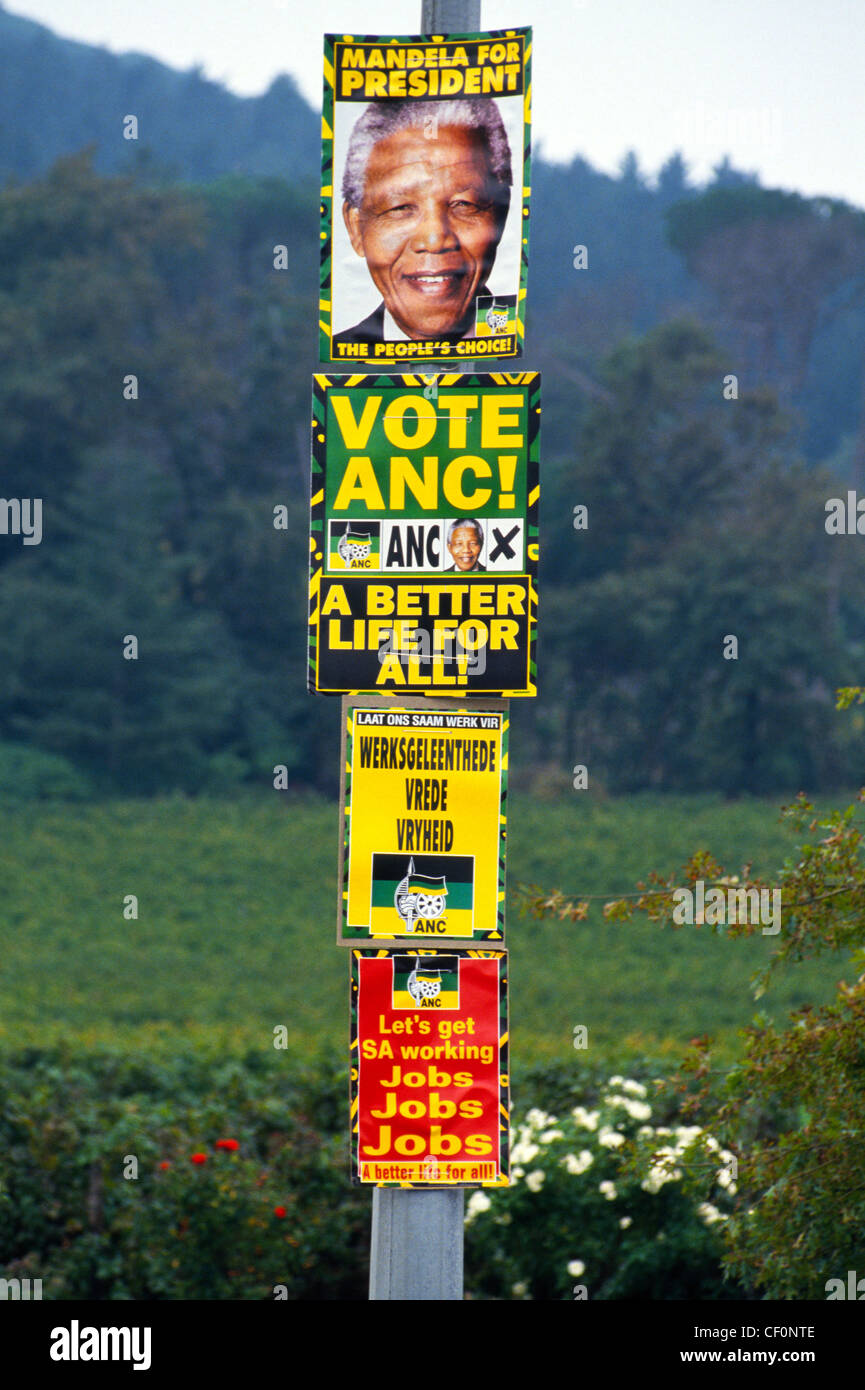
[[0, 790, 855, 1067]]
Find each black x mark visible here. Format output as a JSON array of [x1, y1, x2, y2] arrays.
[[489, 525, 519, 562]]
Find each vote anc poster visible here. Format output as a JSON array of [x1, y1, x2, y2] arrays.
[[307, 371, 540, 696], [351, 948, 509, 1186], [320, 28, 532, 364], [339, 698, 508, 944]]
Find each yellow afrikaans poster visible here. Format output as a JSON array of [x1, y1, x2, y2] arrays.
[[339, 699, 507, 943]]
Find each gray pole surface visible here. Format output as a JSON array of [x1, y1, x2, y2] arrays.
[[370, 1188, 465, 1300], [367, 0, 479, 1305], [421, 0, 481, 28]]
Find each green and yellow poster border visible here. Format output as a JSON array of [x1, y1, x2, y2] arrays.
[[319, 27, 532, 365]]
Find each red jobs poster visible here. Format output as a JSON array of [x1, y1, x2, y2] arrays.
[[351, 949, 508, 1186]]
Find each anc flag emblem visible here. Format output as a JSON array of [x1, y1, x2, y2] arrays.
[[475, 293, 517, 337], [370, 853, 475, 938], [392, 953, 460, 1009], [331, 523, 380, 570], [396, 858, 449, 931]]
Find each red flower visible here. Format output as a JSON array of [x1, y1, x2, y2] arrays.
[[215, 1139, 239, 1151], [159, 1161, 171, 1171], [190, 1152, 208, 1165], [274, 1206, 287, 1218]]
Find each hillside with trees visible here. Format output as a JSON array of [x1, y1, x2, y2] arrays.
[[1, 9, 864, 798]]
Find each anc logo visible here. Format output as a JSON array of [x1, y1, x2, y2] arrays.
[[395, 857, 448, 932], [330, 523, 380, 570], [338, 529, 373, 564], [475, 293, 516, 337], [407, 962, 442, 1003], [392, 953, 460, 1009], [369, 853, 476, 938]]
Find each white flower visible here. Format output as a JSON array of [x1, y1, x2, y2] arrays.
[[697, 1202, 727, 1225], [598, 1127, 625, 1149], [599, 1180, 617, 1200], [540, 1128, 564, 1144], [674, 1125, 703, 1148], [511, 1166, 524, 1180], [571, 1106, 599, 1131], [628, 1100, 652, 1121], [704, 1136, 720, 1154], [619, 1215, 632, 1229], [641, 1147, 682, 1192], [525, 1169, 545, 1192], [637, 1125, 654, 1137], [511, 1140, 540, 1165], [567, 1259, 585, 1277], [465, 1191, 491, 1223], [607, 1095, 652, 1121], [608, 1075, 624, 1086], [511, 1281, 528, 1297], [526, 1107, 556, 1130], [621, 1080, 648, 1098], [641, 1163, 682, 1193], [562, 1149, 594, 1175]]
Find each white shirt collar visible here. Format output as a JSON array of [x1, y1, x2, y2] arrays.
[[383, 307, 410, 341]]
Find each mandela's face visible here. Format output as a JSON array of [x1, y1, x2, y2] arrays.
[[343, 125, 508, 340], [447, 525, 483, 571]]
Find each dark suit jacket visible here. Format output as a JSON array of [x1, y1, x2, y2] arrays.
[[332, 290, 489, 350], [332, 304, 386, 349], [445, 562, 486, 572]]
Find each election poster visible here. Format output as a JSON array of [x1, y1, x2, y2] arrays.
[[307, 371, 540, 696], [350, 948, 509, 1186], [320, 28, 532, 364], [339, 697, 508, 944]]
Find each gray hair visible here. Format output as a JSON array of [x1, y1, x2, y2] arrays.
[[447, 518, 483, 545], [342, 99, 512, 210]]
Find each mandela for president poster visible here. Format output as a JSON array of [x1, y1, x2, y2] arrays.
[[320, 28, 532, 365]]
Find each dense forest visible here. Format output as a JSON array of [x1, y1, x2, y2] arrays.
[[2, 5, 865, 799]]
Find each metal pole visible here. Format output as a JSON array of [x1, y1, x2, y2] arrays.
[[368, 0, 479, 1304], [369, 1188, 465, 1300], [421, 0, 480, 28]]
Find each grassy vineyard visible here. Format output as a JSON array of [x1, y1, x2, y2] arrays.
[[0, 788, 854, 1066]]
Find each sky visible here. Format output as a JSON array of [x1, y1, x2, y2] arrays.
[[6, 0, 865, 206]]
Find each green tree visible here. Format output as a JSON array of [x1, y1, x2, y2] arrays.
[[536, 319, 865, 792], [520, 698, 865, 1298], [0, 451, 246, 793], [0, 150, 242, 531], [666, 185, 865, 410]]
